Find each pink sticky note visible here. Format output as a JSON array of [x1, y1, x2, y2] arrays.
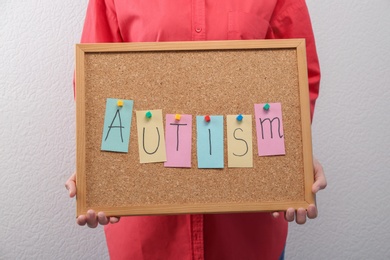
[[164, 114, 192, 168], [254, 103, 285, 156]]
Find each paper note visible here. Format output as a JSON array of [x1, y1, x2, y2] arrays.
[[136, 110, 167, 163], [254, 103, 285, 156], [101, 98, 134, 153], [196, 115, 224, 168], [227, 115, 253, 168], [164, 114, 192, 168]]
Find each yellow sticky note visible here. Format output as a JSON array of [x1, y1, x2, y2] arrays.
[[136, 110, 167, 163], [227, 115, 253, 168]]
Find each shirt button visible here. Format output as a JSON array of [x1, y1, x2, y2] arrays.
[[195, 27, 202, 33]]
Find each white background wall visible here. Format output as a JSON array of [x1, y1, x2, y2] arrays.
[[1, 0, 389, 259]]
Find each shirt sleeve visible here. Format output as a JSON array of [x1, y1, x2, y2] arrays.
[[80, 0, 123, 43], [74, 0, 122, 96], [266, 0, 321, 121]]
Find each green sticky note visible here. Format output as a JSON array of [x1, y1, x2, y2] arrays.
[[101, 98, 134, 153]]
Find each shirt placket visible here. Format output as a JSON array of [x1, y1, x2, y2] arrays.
[[190, 214, 204, 260], [192, 0, 206, 40]]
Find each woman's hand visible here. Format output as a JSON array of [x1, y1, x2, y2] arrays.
[[272, 157, 327, 224], [65, 172, 120, 228]]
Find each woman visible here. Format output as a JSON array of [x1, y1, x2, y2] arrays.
[[66, 0, 327, 259]]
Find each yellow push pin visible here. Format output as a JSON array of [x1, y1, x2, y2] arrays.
[[117, 100, 124, 107], [175, 114, 181, 121]]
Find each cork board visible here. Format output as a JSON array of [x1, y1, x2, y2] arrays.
[[75, 40, 315, 217]]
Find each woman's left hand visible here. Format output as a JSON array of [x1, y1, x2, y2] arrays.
[[272, 157, 327, 224]]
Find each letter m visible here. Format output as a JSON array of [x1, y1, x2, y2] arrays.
[[259, 117, 283, 139]]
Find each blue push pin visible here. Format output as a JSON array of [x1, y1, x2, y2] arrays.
[[236, 114, 243, 121]]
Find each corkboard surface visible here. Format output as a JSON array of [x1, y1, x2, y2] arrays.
[[76, 40, 314, 216]]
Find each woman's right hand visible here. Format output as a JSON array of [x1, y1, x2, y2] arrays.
[[65, 172, 120, 228]]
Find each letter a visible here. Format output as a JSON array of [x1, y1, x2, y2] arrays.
[[101, 98, 134, 153], [105, 109, 124, 142]]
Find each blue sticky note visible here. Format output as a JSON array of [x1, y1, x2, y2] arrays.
[[101, 98, 134, 153], [196, 115, 224, 168]]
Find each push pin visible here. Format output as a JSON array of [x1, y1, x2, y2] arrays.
[[145, 111, 152, 119], [175, 114, 181, 121], [263, 103, 270, 111], [204, 115, 211, 122], [236, 114, 243, 121], [117, 100, 124, 107]]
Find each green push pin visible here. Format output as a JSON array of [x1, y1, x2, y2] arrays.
[[263, 103, 270, 111], [145, 111, 152, 119]]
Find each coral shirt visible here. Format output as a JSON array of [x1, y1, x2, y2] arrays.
[[80, 0, 320, 259]]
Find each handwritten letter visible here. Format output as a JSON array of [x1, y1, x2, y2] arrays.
[[227, 115, 253, 167], [136, 110, 167, 163], [254, 103, 286, 156], [101, 98, 134, 153], [196, 115, 224, 168], [164, 114, 192, 168]]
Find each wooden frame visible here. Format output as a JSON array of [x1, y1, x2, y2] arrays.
[[76, 39, 314, 217]]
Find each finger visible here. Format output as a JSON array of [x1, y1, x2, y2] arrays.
[[97, 212, 109, 225], [312, 159, 327, 193], [313, 172, 327, 193], [296, 208, 307, 225], [109, 217, 121, 224], [307, 204, 318, 219], [86, 210, 98, 228], [271, 212, 280, 218], [76, 215, 87, 226], [65, 172, 77, 198], [285, 208, 295, 222]]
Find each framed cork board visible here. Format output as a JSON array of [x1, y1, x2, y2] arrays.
[[75, 39, 315, 217]]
